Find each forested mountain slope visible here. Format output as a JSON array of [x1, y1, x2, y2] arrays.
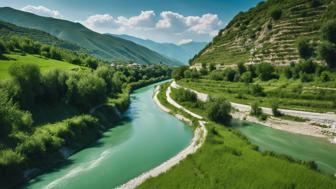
[[0, 7, 182, 66], [191, 0, 335, 66]]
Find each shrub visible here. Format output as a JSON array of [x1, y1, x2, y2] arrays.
[[251, 102, 262, 117], [319, 42, 336, 68], [223, 68, 237, 82], [240, 71, 253, 83], [310, 0, 322, 7], [237, 62, 247, 74], [172, 66, 188, 80], [210, 70, 224, 80], [256, 63, 277, 81], [297, 38, 314, 59], [207, 98, 232, 125], [270, 8, 282, 20], [271, 102, 282, 117], [320, 71, 331, 82], [321, 20, 336, 43], [250, 84, 265, 96], [174, 88, 197, 102], [300, 72, 313, 82]]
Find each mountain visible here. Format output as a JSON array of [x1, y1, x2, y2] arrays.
[[0, 7, 181, 66], [0, 20, 84, 52], [190, 0, 335, 66], [114, 34, 207, 65]]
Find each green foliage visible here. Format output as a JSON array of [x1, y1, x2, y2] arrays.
[[240, 71, 253, 83], [271, 102, 282, 117], [9, 63, 41, 108], [321, 20, 336, 44], [250, 102, 262, 116], [172, 66, 188, 80], [249, 84, 265, 97], [319, 42, 336, 68], [210, 70, 224, 80], [270, 8, 282, 20], [237, 62, 247, 74], [207, 98, 232, 125], [256, 63, 277, 81], [297, 38, 314, 59], [174, 88, 197, 102]]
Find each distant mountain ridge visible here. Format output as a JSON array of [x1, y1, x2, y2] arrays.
[[0, 7, 181, 66], [113, 34, 207, 65]]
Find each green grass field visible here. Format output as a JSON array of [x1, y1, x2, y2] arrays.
[[177, 78, 336, 113], [138, 84, 336, 189], [0, 54, 79, 80]]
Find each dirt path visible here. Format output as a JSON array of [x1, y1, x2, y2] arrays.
[[116, 85, 207, 189]]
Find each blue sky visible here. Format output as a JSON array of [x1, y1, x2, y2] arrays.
[[0, 0, 261, 44]]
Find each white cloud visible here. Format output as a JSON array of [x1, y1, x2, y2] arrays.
[[83, 10, 224, 43], [178, 39, 193, 45], [22, 5, 63, 18]]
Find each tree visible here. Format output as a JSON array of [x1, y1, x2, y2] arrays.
[[174, 88, 197, 102], [250, 84, 265, 97], [297, 38, 314, 59], [41, 69, 68, 101], [319, 42, 336, 68], [270, 8, 282, 20], [172, 66, 188, 80], [250, 102, 262, 116], [210, 70, 224, 80], [9, 64, 42, 108], [321, 20, 336, 44], [224, 68, 237, 82], [0, 40, 7, 57], [237, 62, 247, 74], [271, 102, 282, 117], [207, 98, 232, 125], [240, 71, 253, 83], [256, 63, 276, 81]]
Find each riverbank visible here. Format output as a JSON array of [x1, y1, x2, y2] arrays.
[[172, 81, 336, 143], [137, 83, 336, 189], [12, 77, 170, 189], [117, 85, 207, 189]]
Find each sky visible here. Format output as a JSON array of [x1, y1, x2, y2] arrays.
[[0, 0, 261, 44]]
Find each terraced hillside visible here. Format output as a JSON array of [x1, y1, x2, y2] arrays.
[[191, 0, 336, 66]]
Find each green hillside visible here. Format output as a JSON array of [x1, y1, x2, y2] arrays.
[[0, 7, 181, 66], [0, 54, 80, 79], [0, 20, 84, 52], [191, 0, 336, 66]]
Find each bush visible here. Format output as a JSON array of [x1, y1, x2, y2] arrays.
[[321, 20, 336, 43], [310, 0, 322, 7], [270, 8, 282, 20], [207, 98, 232, 125], [297, 38, 314, 59], [9, 64, 42, 108], [320, 71, 331, 82], [271, 102, 282, 117], [174, 88, 197, 102], [300, 72, 313, 82], [172, 66, 188, 80], [319, 42, 336, 68], [256, 63, 277, 81], [237, 62, 246, 74], [240, 71, 253, 83], [250, 84, 265, 96], [251, 102, 262, 117], [210, 70, 224, 80], [223, 68, 237, 82]]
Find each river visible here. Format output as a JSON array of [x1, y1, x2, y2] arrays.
[[23, 82, 336, 189], [236, 121, 336, 175], [23, 83, 193, 189]]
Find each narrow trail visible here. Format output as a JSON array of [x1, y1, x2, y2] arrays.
[[116, 85, 207, 189]]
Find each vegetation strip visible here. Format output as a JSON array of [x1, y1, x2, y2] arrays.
[[173, 81, 336, 143], [117, 85, 207, 189]]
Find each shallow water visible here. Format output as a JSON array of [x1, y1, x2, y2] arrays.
[[235, 121, 336, 175], [23, 83, 193, 189]]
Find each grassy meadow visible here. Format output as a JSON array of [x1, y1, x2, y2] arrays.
[[0, 53, 79, 79]]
